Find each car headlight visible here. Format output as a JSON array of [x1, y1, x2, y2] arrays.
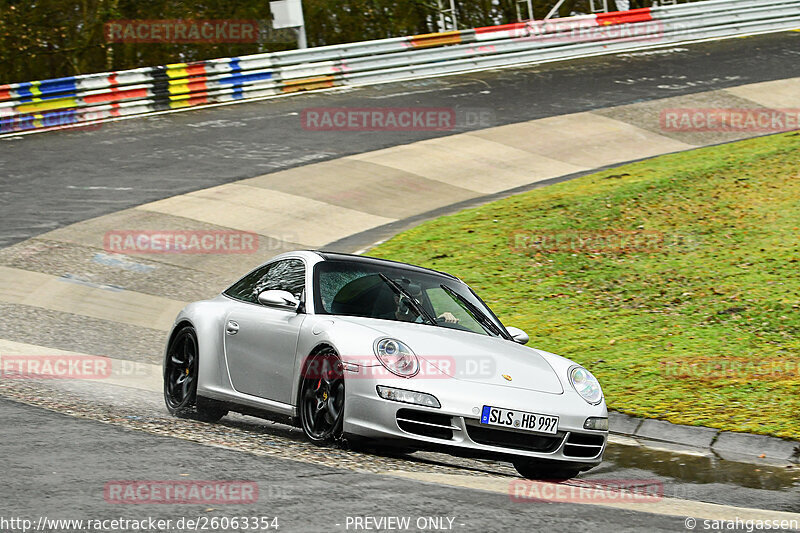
[[374, 338, 419, 378], [569, 366, 603, 405]]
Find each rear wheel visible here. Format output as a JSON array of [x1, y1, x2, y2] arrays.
[[299, 350, 345, 444], [512, 459, 582, 481], [164, 325, 227, 422]]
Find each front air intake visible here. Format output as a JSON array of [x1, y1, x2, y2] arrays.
[[464, 421, 563, 453], [396, 408, 456, 440], [563, 432, 605, 458]]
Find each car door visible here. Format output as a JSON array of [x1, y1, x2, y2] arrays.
[[222, 258, 306, 404]]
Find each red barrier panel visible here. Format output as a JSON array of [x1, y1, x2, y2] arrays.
[[84, 87, 149, 104]]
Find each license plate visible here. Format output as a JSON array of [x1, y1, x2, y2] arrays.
[[481, 405, 559, 435]]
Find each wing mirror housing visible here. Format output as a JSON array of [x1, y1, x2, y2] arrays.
[[258, 289, 300, 311], [506, 326, 529, 345]]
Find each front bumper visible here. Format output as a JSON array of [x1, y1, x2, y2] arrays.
[[343, 367, 608, 467]]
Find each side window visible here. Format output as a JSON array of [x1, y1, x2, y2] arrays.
[[224, 264, 273, 304], [253, 259, 305, 300], [224, 259, 305, 304]]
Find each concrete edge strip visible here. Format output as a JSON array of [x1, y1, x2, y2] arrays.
[[609, 411, 800, 464], [0, 265, 185, 331], [0, 339, 162, 392]]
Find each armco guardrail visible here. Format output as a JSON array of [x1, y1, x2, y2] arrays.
[[1, 0, 799, 134]]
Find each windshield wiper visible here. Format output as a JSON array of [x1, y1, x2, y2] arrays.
[[378, 273, 437, 325], [439, 284, 506, 338]]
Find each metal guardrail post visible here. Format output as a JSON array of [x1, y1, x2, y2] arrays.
[[545, 0, 569, 20], [438, 0, 459, 31], [591, 0, 611, 13], [517, 0, 535, 21]]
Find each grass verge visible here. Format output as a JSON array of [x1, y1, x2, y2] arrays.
[[370, 131, 800, 440]]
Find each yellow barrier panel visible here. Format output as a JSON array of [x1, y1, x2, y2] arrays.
[[17, 97, 78, 114], [166, 63, 189, 78], [408, 31, 463, 48], [281, 76, 336, 93]]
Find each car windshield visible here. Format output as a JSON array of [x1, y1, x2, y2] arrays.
[[313, 260, 508, 338]]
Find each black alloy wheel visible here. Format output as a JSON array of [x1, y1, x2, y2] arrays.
[[300, 350, 345, 443]]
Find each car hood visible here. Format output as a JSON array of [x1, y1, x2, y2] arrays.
[[334, 316, 564, 395]]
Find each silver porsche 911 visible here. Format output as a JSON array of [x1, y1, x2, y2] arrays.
[[163, 250, 608, 479]]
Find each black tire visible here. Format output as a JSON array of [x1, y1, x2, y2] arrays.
[[194, 396, 229, 423], [299, 350, 345, 444], [512, 459, 582, 481], [163, 325, 227, 423]]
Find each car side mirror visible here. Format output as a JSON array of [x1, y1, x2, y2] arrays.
[[506, 326, 529, 345], [258, 289, 300, 311]]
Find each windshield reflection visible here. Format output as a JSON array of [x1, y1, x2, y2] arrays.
[[313, 260, 507, 338]]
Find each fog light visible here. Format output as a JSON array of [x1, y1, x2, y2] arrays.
[[583, 417, 609, 431], [376, 386, 440, 408]]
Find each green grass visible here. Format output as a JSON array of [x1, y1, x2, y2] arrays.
[[370, 131, 800, 440]]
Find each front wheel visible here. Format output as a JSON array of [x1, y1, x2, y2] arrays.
[[299, 351, 345, 444], [512, 459, 582, 481], [164, 325, 227, 423]]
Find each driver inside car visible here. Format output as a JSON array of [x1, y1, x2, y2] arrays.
[[391, 283, 459, 324]]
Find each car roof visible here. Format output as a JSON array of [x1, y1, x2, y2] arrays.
[[314, 251, 460, 281]]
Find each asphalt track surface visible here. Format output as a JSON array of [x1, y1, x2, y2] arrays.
[[1, 31, 800, 532], [1, 31, 799, 248], [0, 399, 691, 533]]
